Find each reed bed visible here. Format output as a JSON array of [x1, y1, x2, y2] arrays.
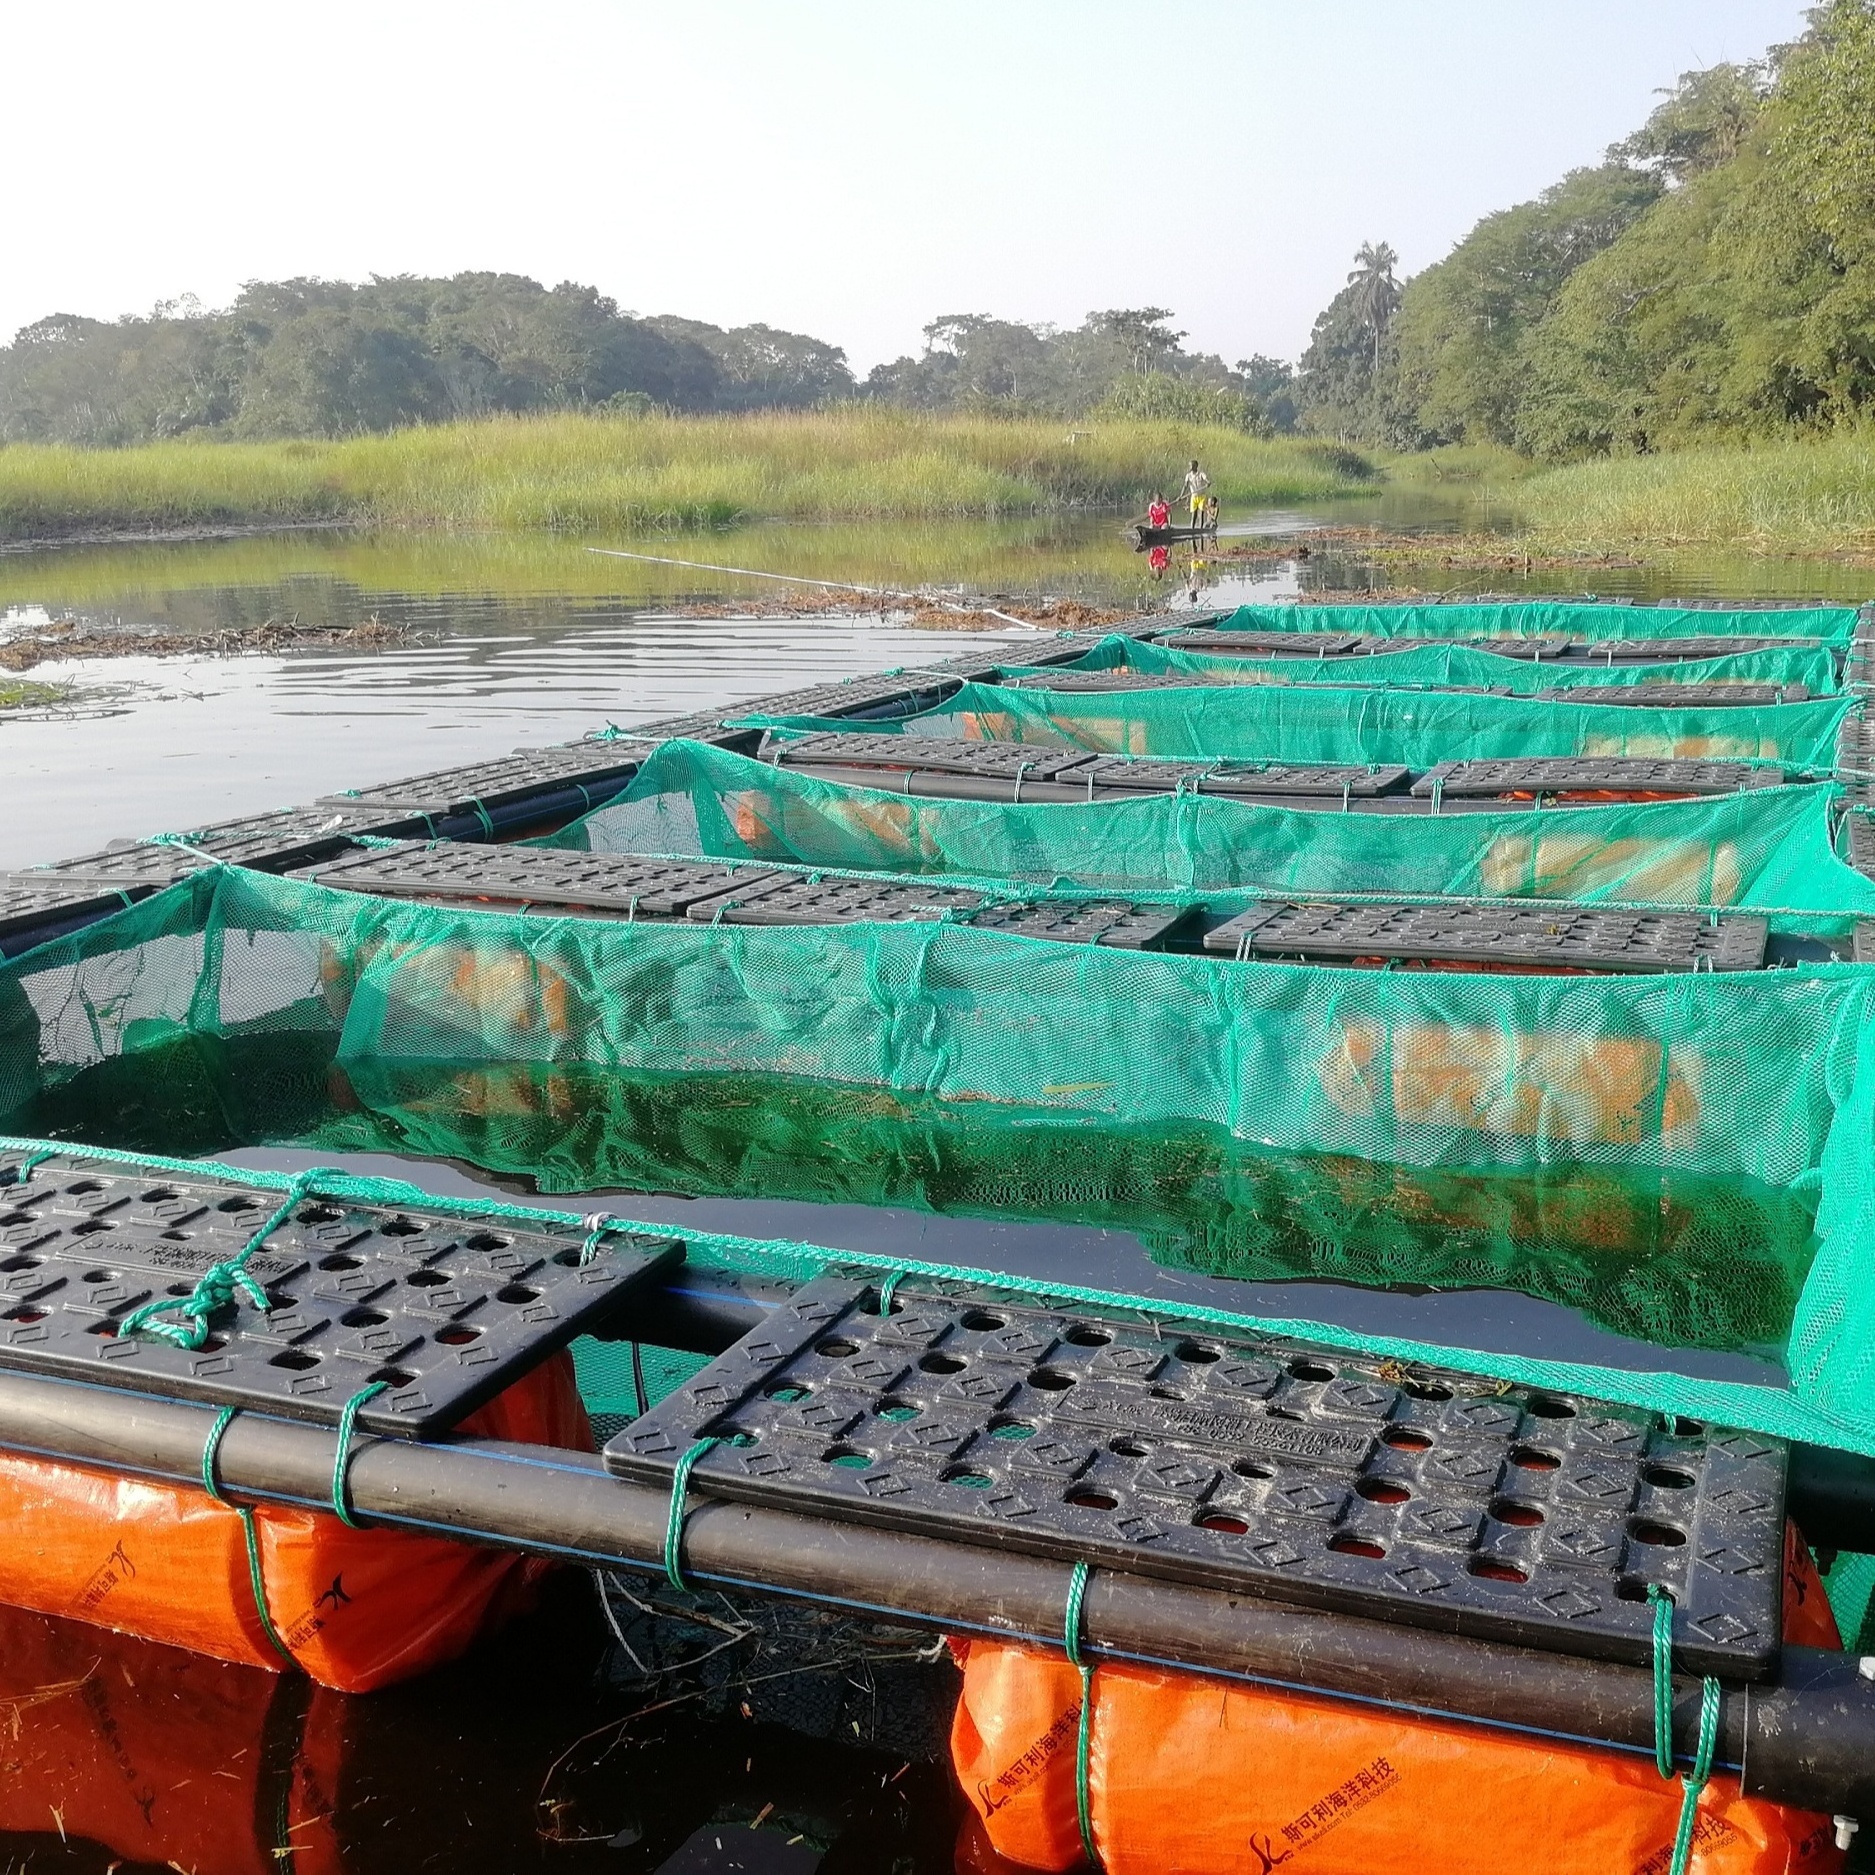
[[1517, 432, 1875, 553], [0, 409, 1374, 540]]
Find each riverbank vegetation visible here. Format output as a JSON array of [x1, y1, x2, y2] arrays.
[[0, 412, 1372, 541]]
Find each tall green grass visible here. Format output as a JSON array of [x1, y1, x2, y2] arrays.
[[1517, 432, 1875, 551], [0, 409, 1375, 540]]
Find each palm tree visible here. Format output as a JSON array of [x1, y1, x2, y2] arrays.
[[1346, 242, 1401, 374]]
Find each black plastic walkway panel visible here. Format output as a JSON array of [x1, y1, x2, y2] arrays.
[[1411, 759, 1791, 800], [604, 1277, 1788, 1679], [0, 1152, 679, 1436], [1202, 902, 1769, 973]]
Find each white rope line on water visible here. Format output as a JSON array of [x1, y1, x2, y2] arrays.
[[585, 545, 1038, 631]]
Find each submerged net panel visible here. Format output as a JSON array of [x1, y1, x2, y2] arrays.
[[1201, 601, 1862, 647], [1048, 633, 1842, 696], [737, 680, 1854, 770], [539, 741, 1875, 925], [4, 876, 1875, 1449]]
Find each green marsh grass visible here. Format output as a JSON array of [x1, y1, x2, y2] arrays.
[[1517, 432, 1875, 552], [0, 409, 1375, 541]]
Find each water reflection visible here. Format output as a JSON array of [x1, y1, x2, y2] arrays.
[[0, 1579, 965, 1873], [4, 1037, 1813, 1387]]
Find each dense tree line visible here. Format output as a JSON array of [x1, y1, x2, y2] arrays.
[[0, 275, 857, 445], [1295, 0, 1875, 455]]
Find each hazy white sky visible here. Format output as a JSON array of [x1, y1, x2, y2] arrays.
[[9, 1, 1811, 372]]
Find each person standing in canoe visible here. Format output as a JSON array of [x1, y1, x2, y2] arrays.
[[1181, 460, 1211, 529], [1147, 493, 1170, 530]]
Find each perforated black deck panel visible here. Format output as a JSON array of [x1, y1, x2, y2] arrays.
[[1531, 684, 1809, 707], [1553, 637, 1825, 663], [604, 1277, 1787, 1679], [997, 671, 1213, 692], [1411, 759, 1791, 800], [0, 1151, 679, 1437], [767, 734, 1100, 783], [1153, 632, 1365, 656], [318, 745, 650, 817], [1378, 636, 1578, 661], [955, 899, 1196, 949], [0, 876, 147, 943], [305, 843, 779, 916], [1202, 902, 1769, 973], [1082, 759, 1413, 798]]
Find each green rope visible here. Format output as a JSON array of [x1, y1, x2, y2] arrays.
[[875, 1270, 904, 1316], [1063, 1560, 1100, 1869], [116, 1165, 335, 1351], [663, 1436, 722, 1592], [579, 1212, 626, 1267], [331, 1381, 389, 1528], [200, 1406, 297, 1669], [5, 1147, 59, 1187], [1648, 1584, 1722, 1875]]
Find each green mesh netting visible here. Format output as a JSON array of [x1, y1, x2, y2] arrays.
[[6, 869, 1875, 1453], [1823, 1550, 1875, 1651], [1198, 602, 1862, 646], [1034, 632, 1842, 696], [739, 679, 1855, 768], [541, 741, 1875, 928]]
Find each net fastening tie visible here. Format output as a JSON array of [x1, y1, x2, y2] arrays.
[[1648, 1583, 1723, 1875], [331, 1381, 389, 1528], [663, 1436, 722, 1593], [3, 1147, 59, 1187], [875, 1270, 905, 1316], [201, 1405, 298, 1668], [117, 1165, 335, 1351], [1063, 1560, 1101, 1869], [468, 798, 496, 840], [142, 830, 228, 868], [580, 1213, 627, 1266]]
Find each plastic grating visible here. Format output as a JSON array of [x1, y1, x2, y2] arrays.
[[317, 745, 651, 817], [766, 733, 1100, 783], [1411, 758, 1790, 800], [1083, 758, 1413, 798], [1152, 632, 1365, 656], [731, 676, 961, 721], [0, 875, 146, 942], [1377, 636, 1578, 661], [1202, 902, 1769, 974], [997, 671, 1215, 692], [1530, 683, 1809, 708], [304, 843, 780, 916], [0, 1152, 680, 1436], [951, 898, 1196, 950], [1552, 637, 1826, 664], [604, 1276, 1787, 1679], [1846, 814, 1875, 883]]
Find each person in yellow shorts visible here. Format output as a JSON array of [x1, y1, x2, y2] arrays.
[[1181, 459, 1211, 527]]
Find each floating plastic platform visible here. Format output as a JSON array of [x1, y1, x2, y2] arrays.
[[1201, 902, 1770, 973], [604, 1275, 1788, 1679], [1411, 758, 1793, 800], [0, 1150, 679, 1436], [1531, 683, 1810, 707]]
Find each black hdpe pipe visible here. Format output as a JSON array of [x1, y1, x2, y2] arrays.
[[0, 1369, 1871, 1817]]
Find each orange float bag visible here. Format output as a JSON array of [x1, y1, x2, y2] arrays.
[[0, 1600, 345, 1875], [0, 1349, 589, 1693], [952, 1525, 1842, 1875]]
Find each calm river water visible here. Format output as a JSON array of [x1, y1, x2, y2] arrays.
[[0, 507, 1869, 1874]]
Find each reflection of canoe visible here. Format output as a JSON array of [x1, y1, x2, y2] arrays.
[[1132, 521, 1216, 546]]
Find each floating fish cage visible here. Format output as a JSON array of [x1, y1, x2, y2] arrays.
[[2, 596, 1875, 1873]]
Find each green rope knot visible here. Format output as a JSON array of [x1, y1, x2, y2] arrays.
[[1064, 1559, 1101, 1869], [4, 1147, 59, 1188], [1648, 1583, 1723, 1875], [663, 1436, 722, 1593], [117, 1165, 336, 1351]]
